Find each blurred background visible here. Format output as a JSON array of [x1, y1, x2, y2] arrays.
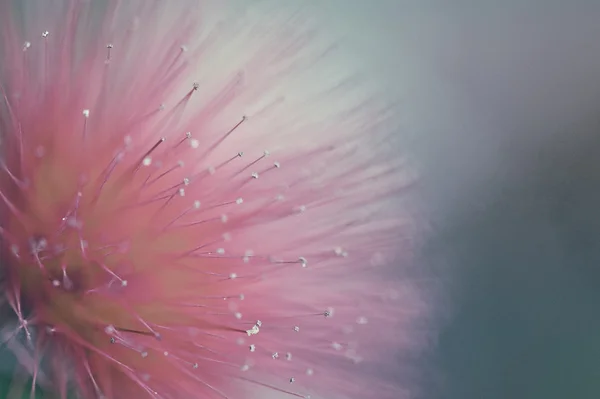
[[320, 2, 600, 399]]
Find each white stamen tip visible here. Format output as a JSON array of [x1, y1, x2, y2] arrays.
[[246, 325, 260, 336]]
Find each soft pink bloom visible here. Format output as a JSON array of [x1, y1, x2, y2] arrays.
[[0, 1, 431, 398]]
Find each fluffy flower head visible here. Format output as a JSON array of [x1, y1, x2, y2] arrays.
[[0, 1, 428, 398]]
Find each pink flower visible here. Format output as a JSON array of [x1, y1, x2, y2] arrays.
[[0, 1, 430, 398]]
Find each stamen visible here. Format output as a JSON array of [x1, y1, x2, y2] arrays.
[[106, 43, 113, 62]]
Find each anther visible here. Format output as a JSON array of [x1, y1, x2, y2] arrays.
[[246, 324, 260, 336], [298, 257, 308, 268]]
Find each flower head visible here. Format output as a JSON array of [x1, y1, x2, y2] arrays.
[[0, 1, 430, 399]]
